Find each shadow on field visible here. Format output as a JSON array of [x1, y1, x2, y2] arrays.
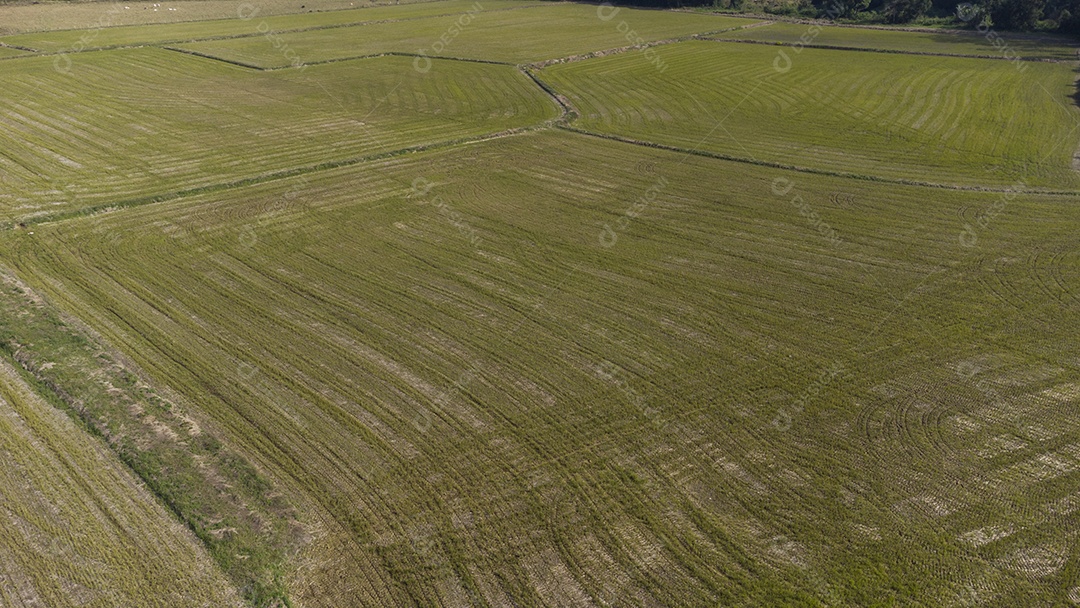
[[1072, 70, 1080, 110], [923, 30, 1079, 61]]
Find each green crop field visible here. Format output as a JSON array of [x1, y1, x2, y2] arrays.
[[715, 20, 1080, 60], [0, 48, 556, 223], [0, 0, 381, 36], [1, 1, 1080, 607], [541, 40, 1080, 189], [0, 0, 541, 52], [173, 4, 757, 67]]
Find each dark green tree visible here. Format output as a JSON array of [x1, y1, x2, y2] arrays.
[[815, 0, 870, 18], [982, 0, 1044, 29], [1053, 0, 1080, 33], [884, 0, 932, 21]]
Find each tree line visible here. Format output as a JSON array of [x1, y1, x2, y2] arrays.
[[593, 0, 1080, 33]]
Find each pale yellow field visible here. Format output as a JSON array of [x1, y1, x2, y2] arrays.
[[0, 0, 406, 35]]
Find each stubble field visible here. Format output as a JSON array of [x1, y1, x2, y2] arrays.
[[1, 1, 1079, 607]]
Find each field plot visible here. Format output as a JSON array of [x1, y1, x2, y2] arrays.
[[0, 0, 380, 36], [0, 348, 243, 606], [0, 0, 539, 52], [714, 21, 1080, 60], [0, 48, 557, 223], [174, 4, 757, 67], [541, 40, 1080, 188], [8, 129, 1080, 606], [3, 1, 1080, 606]]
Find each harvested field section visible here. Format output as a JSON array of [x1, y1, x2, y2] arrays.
[[8, 130, 1080, 604], [0, 48, 557, 222], [541, 40, 1080, 188], [0, 359, 243, 607]]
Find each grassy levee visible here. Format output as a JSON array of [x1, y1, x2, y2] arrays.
[[712, 21, 1079, 60], [0, 271, 305, 605], [173, 4, 758, 67], [0, 0, 540, 52], [0, 308, 246, 606], [540, 40, 1080, 189], [7, 129, 1080, 605], [0, 46, 28, 57], [0, 48, 558, 223]]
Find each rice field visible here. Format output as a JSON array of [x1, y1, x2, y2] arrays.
[[1, 2, 1080, 606], [540, 40, 1080, 189], [0, 0, 382, 36], [172, 4, 757, 67], [7, 128, 1080, 605], [0, 318, 243, 607], [713, 20, 1080, 60], [0, 48, 557, 223], [0, 0, 538, 51]]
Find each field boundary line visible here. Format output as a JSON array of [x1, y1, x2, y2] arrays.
[[297, 51, 513, 69], [161, 45, 518, 70], [9, 127, 547, 229], [701, 36, 1075, 63], [520, 66, 576, 122], [0, 41, 37, 52], [161, 45, 267, 69], [558, 125, 1080, 196]]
